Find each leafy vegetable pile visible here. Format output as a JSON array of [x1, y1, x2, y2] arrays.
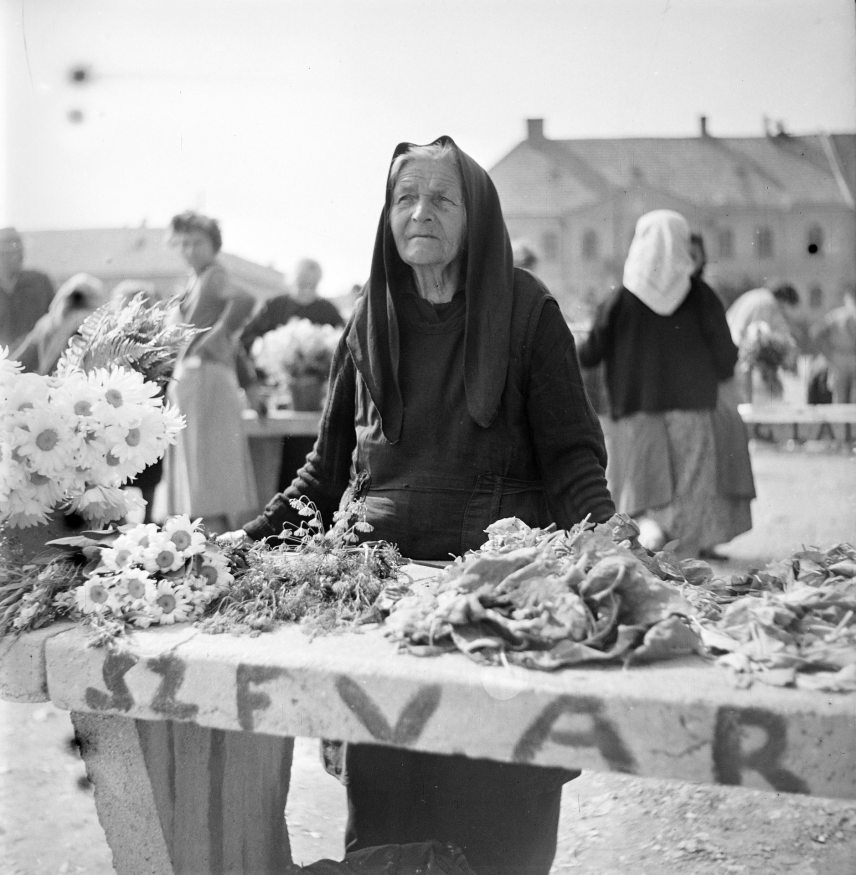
[[383, 515, 704, 669], [697, 544, 856, 692]]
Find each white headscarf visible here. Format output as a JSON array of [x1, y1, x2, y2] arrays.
[[622, 210, 694, 316]]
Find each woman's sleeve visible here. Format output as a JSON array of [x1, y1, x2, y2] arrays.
[[204, 266, 256, 334], [10, 323, 43, 373], [527, 299, 616, 526], [575, 293, 615, 367], [697, 281, 739, 380], [242, 334, 357, 539]]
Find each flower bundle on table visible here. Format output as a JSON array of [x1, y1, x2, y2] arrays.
[[738, 320, 798, 394], [1, 500, 402, 644], [67, 515, 234, 630], [0, 348, 184, 528], [251, 317, 341, 384]]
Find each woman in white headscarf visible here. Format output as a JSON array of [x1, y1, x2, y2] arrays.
[[12, 272, 108, 374], [578, 210, 754, 558]]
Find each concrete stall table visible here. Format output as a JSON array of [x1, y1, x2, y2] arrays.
[[243, 410, 322, 514], [1, 567, 854, 873], [738, 403, 856, 444]]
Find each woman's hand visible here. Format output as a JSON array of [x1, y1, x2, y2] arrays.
[[218, 529, 252, 549]]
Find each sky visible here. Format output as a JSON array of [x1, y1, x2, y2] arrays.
[[2, 0, 855, 293]]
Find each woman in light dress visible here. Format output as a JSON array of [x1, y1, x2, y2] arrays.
[[157, 211, 258, 531]]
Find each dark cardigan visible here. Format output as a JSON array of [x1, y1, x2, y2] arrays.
[[577, 277, 738, 419], [243, 272, 615, 548]]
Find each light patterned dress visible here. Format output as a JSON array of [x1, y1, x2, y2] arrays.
[[605, 406, 753, 558], [156, 261, 258, 529]]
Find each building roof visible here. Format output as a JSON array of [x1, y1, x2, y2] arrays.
[[494, 124, 856, 213], [19, 227, 286, 299]]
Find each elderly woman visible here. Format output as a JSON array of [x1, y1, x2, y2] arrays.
[[578, 209, 753, 559], [158, 211, 259, 531], [228, 138, 614, 872], [12, 272, 107, 374]]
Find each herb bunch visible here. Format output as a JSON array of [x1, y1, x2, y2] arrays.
[[0, 531, 84, 634], [203, 498, 403, 636]]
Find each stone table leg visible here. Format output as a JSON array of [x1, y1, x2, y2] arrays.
[[72, 712, 294, 874]]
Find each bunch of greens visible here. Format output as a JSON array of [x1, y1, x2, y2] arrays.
[[0, 530, 85, 635], [201, 498, 403, 636], [698, 544, 856, 692], [384, 514, 703, 669]]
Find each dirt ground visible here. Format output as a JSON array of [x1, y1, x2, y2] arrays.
[[1, 443, 855, 874]]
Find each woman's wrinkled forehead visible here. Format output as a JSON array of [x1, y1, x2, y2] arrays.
[[388, 142, 463, 192], [390, 156, 463, 199]]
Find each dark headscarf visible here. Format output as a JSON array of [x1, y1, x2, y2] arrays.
[[347, 136, 514, 443]]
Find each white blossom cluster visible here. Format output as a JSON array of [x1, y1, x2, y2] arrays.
[[251, 317, 341, 382], [0, 348, 185, 528], [71, 515, 233, 626]]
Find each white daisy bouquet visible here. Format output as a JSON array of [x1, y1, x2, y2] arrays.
[[1, 515, 240, 640], [0, 348, 185, 529], [251, 317, 341, 383], [68, 515, 234, 633]]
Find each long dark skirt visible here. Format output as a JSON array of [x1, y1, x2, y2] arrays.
[[343, 743, 573, 875]]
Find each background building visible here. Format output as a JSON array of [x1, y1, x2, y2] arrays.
[[20, 226, 286, 301], [490, 118, 856, 331]]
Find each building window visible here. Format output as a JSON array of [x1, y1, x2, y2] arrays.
[[809, 285, 824, 309], [717, 228, 734, 259], [541, 231, 559, 261], [581, 229, 598, 261], [807, 225, 824, 256], [754, 226, 774, 258]]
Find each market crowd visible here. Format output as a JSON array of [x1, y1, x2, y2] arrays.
[[2, 133, 854, 872]]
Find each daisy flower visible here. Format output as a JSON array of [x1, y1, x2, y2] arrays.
[[194, 550, 234, 590], [2, 371, 51, 414], [97, 540, 141, 573], [159, 399, 185, 437], [1, 463, 73, 527], [116, 567, 157, 605], [9, 407, 78, 476], [68, 483, 132, 525], [119, 522, 162, 550], [76, 450, 128, 489], [58, 370, 103, 420], [141, 533, 187, 574], [163, 515, 206, 556], [2, 488, 53, 527], [73, 428, 114, 478], [75, 575, 121, 615], [151, 580, 194, 625], [126, 404, 184, 467], [26, 469, 72, 509], [100, 420, 163, 480], [0, 440, 28, 498], [91, 368, 161, 417]]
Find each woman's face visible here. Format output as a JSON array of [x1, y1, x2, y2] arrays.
[[390, 156, 466, 271], [177, 229, 216, 273]]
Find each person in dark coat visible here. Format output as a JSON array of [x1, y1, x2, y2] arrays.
[[0, 227, 55, 352], [223, 136, 614, 873], [241, 257, 344, 351]]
